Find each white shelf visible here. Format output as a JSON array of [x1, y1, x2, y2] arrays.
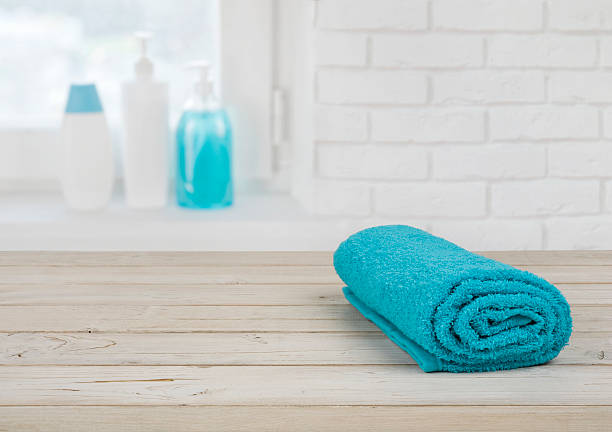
[[0, 192, 374, 251]]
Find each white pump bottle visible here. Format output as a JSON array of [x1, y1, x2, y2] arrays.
[[121, 32, 169, 208]]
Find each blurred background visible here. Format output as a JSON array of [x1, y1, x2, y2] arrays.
[[1, 0, 612, 251], [0, 0, 218, 128]]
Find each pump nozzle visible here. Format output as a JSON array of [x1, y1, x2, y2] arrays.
[[185, 60, 212, 99], [134, 31, 154, 79]]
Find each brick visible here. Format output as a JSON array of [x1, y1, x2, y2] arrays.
[[372, 35, 483, 68], [433, 0, 543, 31], [489, 106, 599, 140], [374, 182, 486, 217], [547, 217, 612, 249], [549, 0, 612, 30], [317, 70, 427, 104], [317, 144, 428, 180], [550, 72, 612, 103], [314, 180, 371, 216], [314, 106, 367, 142], [315, 31, 367, 66], [433, 144, 545, 180], [433, 71, 545, 104], [491, 180, 599, 216], [317, 0, 427, 30], [431, 220, 543, 250], [371, 109, 485, 143], [549, 143, 612, 177], [488, 36, 597, 67]]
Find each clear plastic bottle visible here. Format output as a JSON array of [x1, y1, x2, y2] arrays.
[[175, 61, 233, 209]]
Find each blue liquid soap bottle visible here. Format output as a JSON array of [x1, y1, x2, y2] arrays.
[[176, 61, 233, 208]]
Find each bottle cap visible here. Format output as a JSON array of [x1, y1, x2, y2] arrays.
[[134, 31, 154, 79], [65, 84, 103, 113]]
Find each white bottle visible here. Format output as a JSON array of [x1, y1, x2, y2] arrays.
[[121, 32, 169, 208], [60, 83, 114, 211]]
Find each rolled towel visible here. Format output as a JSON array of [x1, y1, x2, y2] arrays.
[[334, 225, 572, 373]]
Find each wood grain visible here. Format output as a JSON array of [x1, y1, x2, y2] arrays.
[[2, 406, 611, 432], [2, 263, 612, 284], [1, 331, 608, 366], [2, 250, 611, 267], [0, 251, 610, 430], [0, 251, 334, 267], [0, 282, 609, 305], [0, 265, 342, 285], [0, 304, 607, 333], [1, 365, 611, 406], [0, 284, 346, 306]]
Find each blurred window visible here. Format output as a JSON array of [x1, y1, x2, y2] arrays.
[[0, 0, 284, 192], [0, 0, 218, 128]]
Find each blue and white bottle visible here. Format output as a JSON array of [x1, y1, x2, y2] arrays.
[[175, 62, 233, 209], [60, 84, 114, 211]]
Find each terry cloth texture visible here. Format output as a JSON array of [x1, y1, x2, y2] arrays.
[[333, 225, 572, 373]]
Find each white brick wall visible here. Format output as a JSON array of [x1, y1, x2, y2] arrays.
[[489, 106, 599, 140], [317, 0, 428, 30], [432, 144, 546, 180], [372, 35, 483, 68], [548, 0, 612, 30], [375, 182, 487, 217], [371, 109, 485, 142], [317, 144, 428, 180], [433, 72, 546, 104], [491, 180, 600, 216], [433, 0, 543, 31], [309, 0, 612, 249], [317, 70, 427, 104], [315, 32, 367, 66], [549, 143, 612, 177], [487, 36, 597, 68]]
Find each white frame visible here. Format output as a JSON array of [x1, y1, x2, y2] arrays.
[[0, 0, 287, 193], [276, 0, 316, 208]]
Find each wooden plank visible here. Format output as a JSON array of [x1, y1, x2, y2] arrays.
[[0, 284, 346, 306], [0, 304, 373, 332], [2, 264, 612, 284], [515, 265, 612, 284], [0, 365, 611, 405], [0, 331, 608, 366], [0, 282, 609, 306], [0, 251, 334, 267], [0, 305, 605, 333], [481, 250, 612, 266], [557, 284, 612, 305], [0, 265, 341, 285], [0, 250, 610, 431], [1, 406, 611, 432], [1, 250, 611, 267]]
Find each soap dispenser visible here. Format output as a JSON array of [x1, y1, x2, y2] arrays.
[[175, 61, 233, 209], [121, 31, 169, 208]]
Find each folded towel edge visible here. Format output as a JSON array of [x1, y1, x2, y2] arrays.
[[343, 286, 442, 373]]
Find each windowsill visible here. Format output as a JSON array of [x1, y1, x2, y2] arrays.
[[0, 191, 369, 251]]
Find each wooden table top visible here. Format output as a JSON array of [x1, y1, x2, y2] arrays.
[[0, 251, 611, 431]]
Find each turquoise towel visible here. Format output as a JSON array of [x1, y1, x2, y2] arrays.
[[334, 225, 572, 373]]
